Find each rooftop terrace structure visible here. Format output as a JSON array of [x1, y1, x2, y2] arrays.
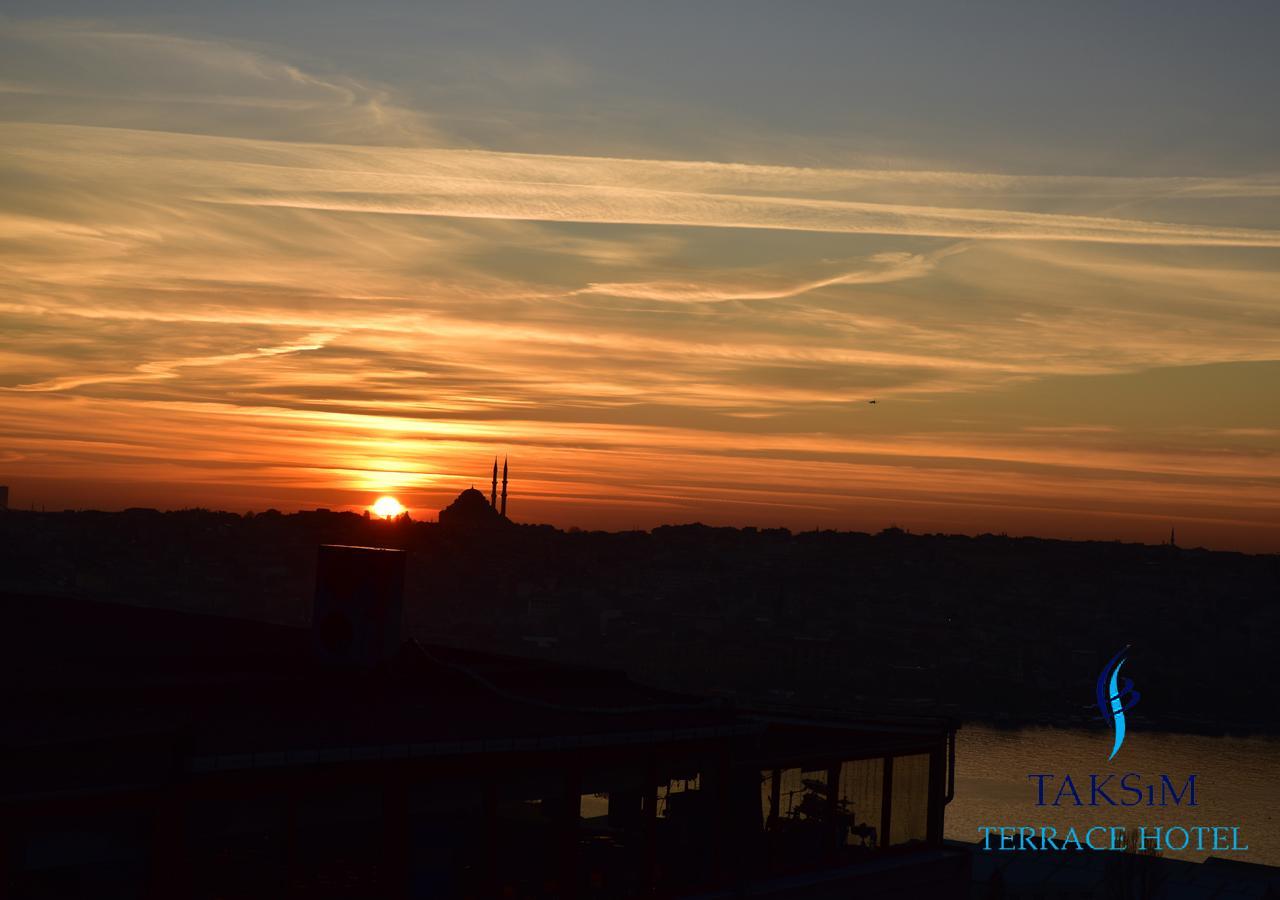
[[1, 548, 965, 899]]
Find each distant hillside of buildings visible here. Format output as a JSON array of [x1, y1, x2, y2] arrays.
[[2, 508, 1276, 734]]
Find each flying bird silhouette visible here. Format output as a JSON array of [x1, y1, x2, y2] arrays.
[[867, 399, 878, 405]]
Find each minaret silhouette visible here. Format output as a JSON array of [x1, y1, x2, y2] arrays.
[[490, 458, 498, 508], [501, 457, 508, 518]]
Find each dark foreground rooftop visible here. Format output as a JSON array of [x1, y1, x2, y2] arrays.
[[2, 591, 744, 784], [2, 590, 965, 899]]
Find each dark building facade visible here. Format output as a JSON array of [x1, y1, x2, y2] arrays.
[[0, 622, 962, 896], [0, 546, 965, 899]]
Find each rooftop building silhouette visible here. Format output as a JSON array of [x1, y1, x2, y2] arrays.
[[0, 542, 967, 898]]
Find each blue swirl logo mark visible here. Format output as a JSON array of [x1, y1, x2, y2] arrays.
[[1096, 645, 1141, 760]]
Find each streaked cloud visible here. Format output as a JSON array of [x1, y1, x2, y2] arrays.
[[8, 333, 334, 392], [7, 121, 1273, 247], [0, 17, 1277, 550], [574, 251, 944, 302], [0, 19, 433, 144]]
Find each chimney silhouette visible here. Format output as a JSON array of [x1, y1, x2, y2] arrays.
[[312, 545, 406, 668]]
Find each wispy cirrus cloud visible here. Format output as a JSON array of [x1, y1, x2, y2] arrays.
[[7, 333, 334, 392], [0, 19, 434, 144], [574, 251, 946, 302], [0, 19, 1277, 549], [8, 120, 1280, 248]]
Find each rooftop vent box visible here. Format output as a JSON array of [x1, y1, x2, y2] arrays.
[[312, 544, 406, 668]]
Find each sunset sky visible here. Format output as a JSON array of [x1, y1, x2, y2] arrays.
[[2, 2, 1278, 550]]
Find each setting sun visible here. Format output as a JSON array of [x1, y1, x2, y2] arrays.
[[370, 496, 406, 519]]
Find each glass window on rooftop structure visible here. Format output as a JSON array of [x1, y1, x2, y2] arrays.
[[493, 769, 566, 900], [653, 758, 717, 891], [888, 753, 930, 848], [838, 757, 884, 856], [407, 780, 486, 899], [578, 764, 651, 899], [758, 765, 840, 873]]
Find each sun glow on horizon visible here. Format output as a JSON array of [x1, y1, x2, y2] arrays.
[[371, 495, 406, 519], [1, 11, 1278, 553]]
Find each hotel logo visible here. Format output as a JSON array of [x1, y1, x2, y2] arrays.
[[1096, 645, 1140, 760]]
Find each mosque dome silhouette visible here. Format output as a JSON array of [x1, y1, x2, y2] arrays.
[[438, 461, 512, 529]]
